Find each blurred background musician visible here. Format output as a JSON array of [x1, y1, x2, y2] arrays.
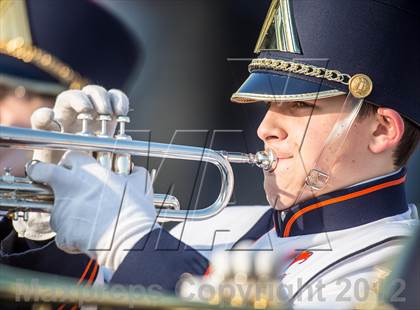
[[0, 0, 140, 281]]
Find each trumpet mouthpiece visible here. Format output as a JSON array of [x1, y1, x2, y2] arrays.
[[253, 149, 277, 172]]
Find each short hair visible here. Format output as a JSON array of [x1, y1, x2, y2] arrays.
[[358, 102, 420, 167]]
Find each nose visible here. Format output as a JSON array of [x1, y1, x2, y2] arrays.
[[257, 107, 288, 144]]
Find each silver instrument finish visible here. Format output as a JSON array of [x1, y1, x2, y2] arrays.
[[113, 116, 133, 175], [0, 125, 277, 222], [96, 114, 114, 170]]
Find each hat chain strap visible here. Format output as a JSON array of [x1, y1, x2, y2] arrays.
[[249, 58, 352, 85]]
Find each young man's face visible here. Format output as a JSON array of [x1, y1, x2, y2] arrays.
[[0, 93, 54, 177], [257, 95, 375, 210]]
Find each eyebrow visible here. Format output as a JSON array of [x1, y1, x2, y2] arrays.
[[269, 100, 317, 106]]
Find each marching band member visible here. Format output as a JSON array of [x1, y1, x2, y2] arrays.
[[25, 0, 419, 308], [0, 0, 140, 283]]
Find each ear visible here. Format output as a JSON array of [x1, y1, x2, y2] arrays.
[[369, 108, 404, 154]]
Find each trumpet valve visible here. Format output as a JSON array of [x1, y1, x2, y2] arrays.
[[95, 114, 113, 170], [96, 114, 112, 137], [115, 115, 130, 137], [77, 113, 94, 136], [113, 116, 133, 175]]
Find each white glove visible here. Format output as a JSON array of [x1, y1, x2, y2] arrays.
[[26, 151, 159, 271], [31, 85, 129, 164], [13, 85, 129, 241]]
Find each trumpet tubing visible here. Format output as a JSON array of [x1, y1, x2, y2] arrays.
[[0, 125, 277, 221]]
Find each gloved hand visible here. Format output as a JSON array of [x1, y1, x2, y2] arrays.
[[31, 85, 129, 163], [26, 151, 159, 271], [13, 85, 129, 241]]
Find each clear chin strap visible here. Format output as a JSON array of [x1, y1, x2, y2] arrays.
[[302, 92, 364, 192]]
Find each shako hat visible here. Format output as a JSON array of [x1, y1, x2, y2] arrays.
[[231, 0, 420, 126]]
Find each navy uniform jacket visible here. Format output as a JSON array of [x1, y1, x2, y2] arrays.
[[0, 219, 100, 309], [109, 168, 418, 307], [0, 218, 98, 283]]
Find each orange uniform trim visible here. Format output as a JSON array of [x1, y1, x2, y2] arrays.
[[86, 262, 99, 285], [56, 259, 98, 310], [203, 265, 212, 277], [77, 258, 94, 285], [283, 176, 406, 237]]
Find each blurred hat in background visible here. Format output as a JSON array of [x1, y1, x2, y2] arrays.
[[0, 0, 142, 95]]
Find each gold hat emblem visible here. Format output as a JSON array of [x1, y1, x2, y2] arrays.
[[348, 74, 373, 99]]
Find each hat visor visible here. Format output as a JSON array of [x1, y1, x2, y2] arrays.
[[231, 72, 345, 103]]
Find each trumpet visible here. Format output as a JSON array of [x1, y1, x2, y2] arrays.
[[0, 119, 276, 222]]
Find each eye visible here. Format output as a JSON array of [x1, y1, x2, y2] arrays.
[[291, 101, 314, 109]]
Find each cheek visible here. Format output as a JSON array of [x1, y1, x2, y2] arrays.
[[336, 123, 370, 162], [296, 120, 333, 166]]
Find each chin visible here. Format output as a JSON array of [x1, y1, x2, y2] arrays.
[[266, 192, 294, 210]]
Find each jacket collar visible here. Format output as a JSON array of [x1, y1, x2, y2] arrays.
[[274, 168, 408, 237]]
